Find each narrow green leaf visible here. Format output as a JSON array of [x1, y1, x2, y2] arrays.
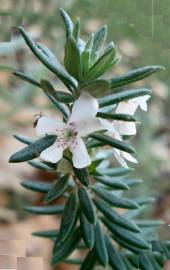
[[94, 199, 141, 233], [14, 134, 34, 145], [73, 17, 80, 41], [9, 135, 57, 163], [87, 139, 105, 149], [40, 80, 69, 118], [32, 229, 58, 238], [81, 49, 90, 75], [28, 160, 55, 171], [92, 186, 140, 209], [90, 133, 136, 154], [41, 79, 75, 103], [18, 27, 76, 90], [94, 175, 129, 190], [99, 88, 152, 108], [98, 167, 133, 177], [97, 112, 137, 121], [24, 204, 64, 215], [103, 218, 150, 250], [94, 221, 108, 267], [44, 175, 69, 203], [60, 8, 74, 38], [80, 251, 96, 270], [58, 191, 79, 241], [21, 180, 52, 193], [125, 178, 143, 187], [64, 37, 81, 80], [13, 71, 41, 87], [79, 211, 94, 249], [64, 258, 83, 265], [105, 235, 127, 270], [135, 220, 164, 228], [134, 197, 155, 206], [87, 42, 117, 80], [78, 186, 96, 224], [110, 65, 165, 89], [91, 25, 107, 62], [73, 167, 90, 187], [85, 34, 94, 51], [80, 79, 110, 97], [139, 252, 155, 270], [51, 227, 81, 265]]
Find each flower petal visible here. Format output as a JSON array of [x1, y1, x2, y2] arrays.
[[137, 95, 150, 111], [113, 148, 128, 168], [114, 121, 136, 135], [69, 136, 91, 168], [40, 140, 64, 163], [36, 116, 66, 136], [75, 118, 112, 137], [69, 92, 99, 123], [122, 151, 138, 163], [116, 101, 138, 116]]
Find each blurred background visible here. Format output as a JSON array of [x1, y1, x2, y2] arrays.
[[0, 0, 170, 269]]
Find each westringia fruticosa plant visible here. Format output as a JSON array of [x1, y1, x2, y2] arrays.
[[9, 8, 170, 270]]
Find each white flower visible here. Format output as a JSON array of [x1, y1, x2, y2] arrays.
[[96, 118, 138, 168], [35, 92, 110, 169], [112, 130, 138, 168], [114, 95, 150, 135]]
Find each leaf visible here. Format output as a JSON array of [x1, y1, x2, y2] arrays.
[[135, 220, 164, 228], [94, 175, 129, 190], [28, 160, 55, 171], [97, 112, 137, 121], [24, 204, 64, 215], [134, 197, 155, 206], [103, 218, 150, 250], [90, 133, 136, 154], [80, 79, 110, 97], [14, 134, 34, 145], [105, 235, 127, 270], [99, 88, 152, 108], [139, 252, 155, 270], [73, 17, 80, 41], [32, 230, 58, 238], [41, 79, 75, 103], [51, 227, 81, 265], [18, 27, 76, 91], [80, 251, 96, 270], [86, 42, 118, 80], [13, 71, 41, 87], [110, 65, 165, 89], [9, 135, 57, 163], [58, 191, 79, 241], [44, 175, 69, 203], [21, 180, 52, 193], [94, 199, 140, 233], [98, 167, 133, 177], [94, 221, 108, 267], [81, 49, 90, 75], [40, 80, 70, 118], [91, 25, 107, 62], [79, 211, 95, 249], [92, 186, 140, 209], [78, 186, 96, 224], [60, 8, 74, 38], [125, 178, 143, 187], [73, 167, 90, 187], [64, 37, 81, 81]]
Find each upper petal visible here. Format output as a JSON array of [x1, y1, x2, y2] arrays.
[[138, 95, 150, 111], [113, 148, 128, 168], [40, 140, 65, 163], [76, 118, 113, 137], [36, 116, 66, 136], [69, 136, 91, 169], [122, 151, 138, 163], [69, 92, 99, 123]]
